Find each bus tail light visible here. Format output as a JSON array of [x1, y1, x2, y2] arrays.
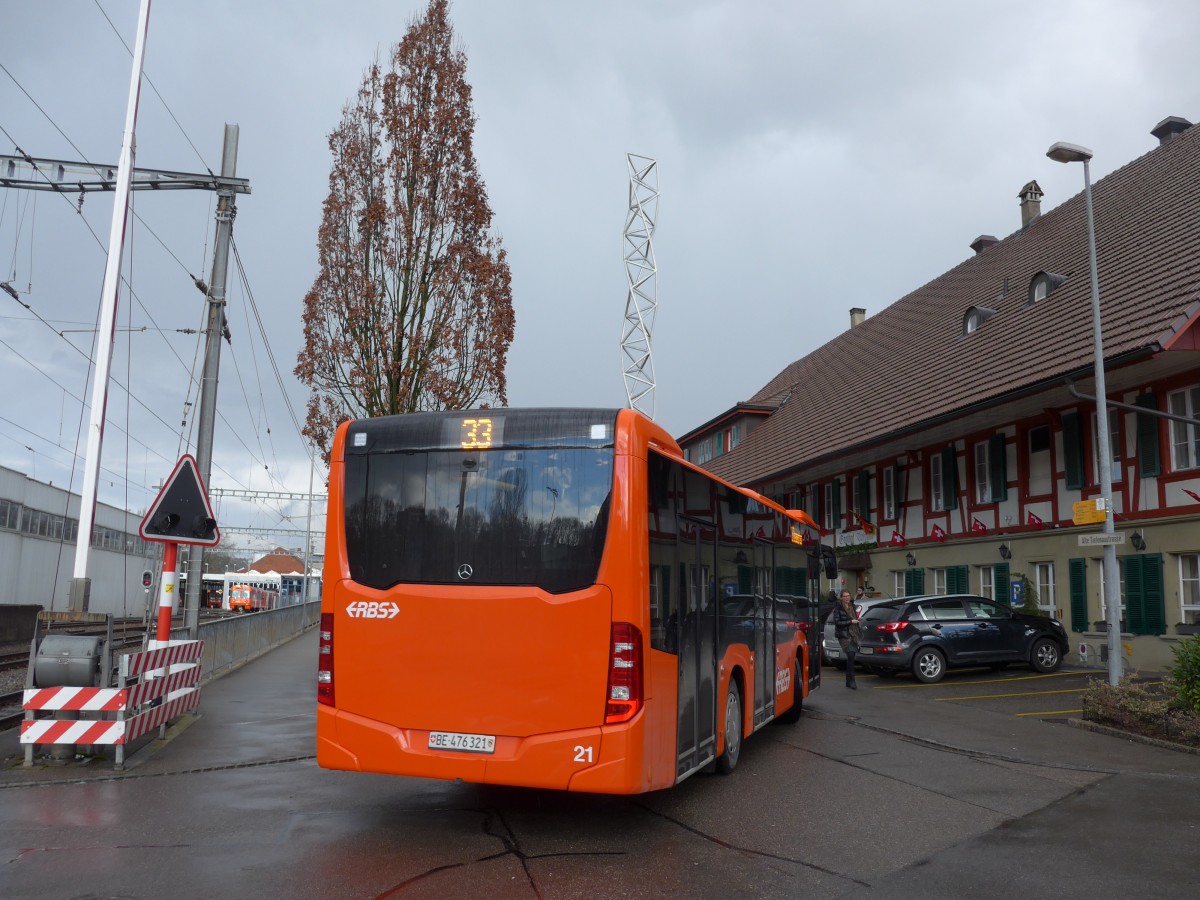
[[605, 622, 643, 724], [318, 613, 335, 706]]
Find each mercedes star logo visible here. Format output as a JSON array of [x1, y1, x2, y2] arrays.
[[457, 563, 473, 581]]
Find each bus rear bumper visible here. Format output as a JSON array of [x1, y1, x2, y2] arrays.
[[317, 706, 653, 792]]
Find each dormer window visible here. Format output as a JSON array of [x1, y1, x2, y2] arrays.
[[1028, 271, 1068, 305], [963, 306, 998, 335]]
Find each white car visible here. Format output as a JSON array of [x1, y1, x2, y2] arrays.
[[822, 596, 897, 669]]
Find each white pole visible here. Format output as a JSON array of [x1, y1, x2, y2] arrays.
[[71, 0, 154, 606]]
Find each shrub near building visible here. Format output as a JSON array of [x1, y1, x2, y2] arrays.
[[1082, 636, 1200, 748]]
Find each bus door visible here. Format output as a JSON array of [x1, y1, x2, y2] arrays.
[[676, 517, 717, 780], [751, 540, 775, 727]]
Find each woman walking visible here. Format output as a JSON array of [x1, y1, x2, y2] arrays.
[[831, 590, 862, 689]]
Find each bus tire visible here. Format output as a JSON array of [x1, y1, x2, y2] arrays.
[[777, 662, 803, 724], [716, 679, 743, 775]]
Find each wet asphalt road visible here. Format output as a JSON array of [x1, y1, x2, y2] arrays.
[[1, 632, 1198, 899]]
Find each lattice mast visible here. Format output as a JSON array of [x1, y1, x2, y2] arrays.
[[621, 154, 659, 418]]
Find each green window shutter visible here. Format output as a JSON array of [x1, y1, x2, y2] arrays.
[[905, 568, 925, 595], [1063, 413, 1084, 490], [995, 563, 1010, 604], [988, 434, 1008, 502], [1124, 556, 1146, 635], [954, 565, 969, 593], [941, 447, 958, 510], [1122, 554, 1167, 636], [1069, 558, 1088, 632], [1135, 393, 1161, 477]]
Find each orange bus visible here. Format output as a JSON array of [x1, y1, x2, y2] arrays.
[[317, 408, 822, 794]]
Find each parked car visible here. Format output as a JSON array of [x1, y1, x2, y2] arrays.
[[822, 595, 896, 669], [857, 594, 1069, 683]]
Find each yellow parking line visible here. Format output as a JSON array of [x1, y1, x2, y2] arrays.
[[935, 687, 1084, 701], [1016, 709, 1082, 717], [871, 671, 1085, 690]]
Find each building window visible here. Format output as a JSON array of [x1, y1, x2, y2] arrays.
[[980, 565, 996, 599], [727, 424, 741, 450], [883, 466, 896, 521], [931, 454, 944, 511], [1035, 561, 1056, 618], [0, 498, 20, 530], [894, 571, 907, 598], [807, 482, 820, 526], [973, 435, 1007, 504], [932, 568, 948, 595], [1092, 412, 1122, 483], [1182, 554, 1200, 625], [1168, 385, 1200, 471], [823, 481, 840, 531], [930, 447, 957, 512], [1028, 425, 1052, 495]]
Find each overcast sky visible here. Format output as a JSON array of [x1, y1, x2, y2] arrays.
[[1, 0, 1197, 552]]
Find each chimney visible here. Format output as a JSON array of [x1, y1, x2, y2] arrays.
[[1018, 181, 1043, 229], [1151, 115, 1193, 145], [849, 307, 866, 329], [970, 234, 999, 255]]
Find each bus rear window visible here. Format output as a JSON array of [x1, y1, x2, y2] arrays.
[[343, 447, 614, 593]]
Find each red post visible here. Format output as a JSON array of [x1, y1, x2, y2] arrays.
[[155, 542, 179, 644]]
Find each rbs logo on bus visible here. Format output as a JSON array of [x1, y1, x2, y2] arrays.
[[345, 601, 400, 619]]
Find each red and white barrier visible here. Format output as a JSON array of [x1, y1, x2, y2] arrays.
[[22, 639, 203, 766]]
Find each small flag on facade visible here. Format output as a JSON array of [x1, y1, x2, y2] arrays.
[[852, 511, 876, 535], [1027, 511, 1043, 527], [931, 524, 947, 542], [1184, 488, 1200, 503], [890, 531, 906, 546], [971, 517, 987, 534]]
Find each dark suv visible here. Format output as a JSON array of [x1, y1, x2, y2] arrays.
[[857, 594, 1069, 683]]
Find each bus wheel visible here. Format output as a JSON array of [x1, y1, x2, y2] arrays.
[[716, 680, 743, 774], [777, 663, 803, 724]]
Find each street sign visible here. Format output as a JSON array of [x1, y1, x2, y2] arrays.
[[1072, 498, 1108, 525], [1011, 581, 1024, 604], [139, 455, 220, 546], [1078, 532, 1126, 546]]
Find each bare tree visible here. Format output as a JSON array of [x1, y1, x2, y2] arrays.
[[296, 0, 514, 459]]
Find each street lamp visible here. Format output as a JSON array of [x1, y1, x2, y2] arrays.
[[1047, 141, 1122, 686]]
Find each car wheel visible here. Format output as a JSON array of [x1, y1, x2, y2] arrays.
[[912, 647, 946, 684], [1030, 638, 1062, 673], [716, 680, 743, 774], [777, 663, 803, 724]]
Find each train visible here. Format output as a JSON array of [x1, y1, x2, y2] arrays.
[[228, 583, 280, 613]]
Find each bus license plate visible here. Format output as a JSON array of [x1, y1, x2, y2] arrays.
[[428, 731, 496, 754]]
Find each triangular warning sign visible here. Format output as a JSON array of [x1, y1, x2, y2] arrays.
[[139, 454, 220, 546]]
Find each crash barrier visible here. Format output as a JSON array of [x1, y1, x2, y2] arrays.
[[185, 599, 321, 683], [22, 639, 203, 767]]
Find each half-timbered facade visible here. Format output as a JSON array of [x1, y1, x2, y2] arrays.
[[682, 115, 1200, 672]]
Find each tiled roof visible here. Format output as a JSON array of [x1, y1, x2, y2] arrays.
[[705, 122, 1200, 486], [245, 547, 306, 575]]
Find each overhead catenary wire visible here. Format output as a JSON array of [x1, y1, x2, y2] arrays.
[[2, 34, 317, 550]]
